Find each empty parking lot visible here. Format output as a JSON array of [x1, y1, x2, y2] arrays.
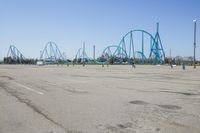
[[0, 65, 200, 133]]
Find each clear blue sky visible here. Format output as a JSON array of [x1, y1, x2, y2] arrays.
[[0, 0, 200, 60]]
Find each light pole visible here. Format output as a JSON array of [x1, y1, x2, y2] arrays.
[[93, 45, 95, 60], [83, 42, 85, 66], [193, 19, 197, 69]]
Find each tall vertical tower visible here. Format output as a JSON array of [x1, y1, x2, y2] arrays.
[[149, 23, 165, 64], [93, 45, 95, 60], [82, 42, 85, 63]]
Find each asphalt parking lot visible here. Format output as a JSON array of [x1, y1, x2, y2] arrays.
[[0, 65, 200, 133]]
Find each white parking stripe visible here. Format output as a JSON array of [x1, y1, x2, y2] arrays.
[[14, 82, 44, 95]]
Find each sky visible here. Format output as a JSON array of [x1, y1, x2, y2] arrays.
[[0, 0, 200, 60]]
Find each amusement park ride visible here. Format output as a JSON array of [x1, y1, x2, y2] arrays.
[[5, 45, 26, 63], [98, 23, 165, 64], [5, 23, 165, 65], [73, 42, 92, 64], [40, 41, 67, 64]]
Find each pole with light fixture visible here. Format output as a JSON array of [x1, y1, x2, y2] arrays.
[[193, 19, 197, 69]]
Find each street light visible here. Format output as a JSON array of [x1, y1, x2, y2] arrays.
[[193, 19, 197, 69]]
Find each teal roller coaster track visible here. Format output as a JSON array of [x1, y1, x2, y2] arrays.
[[98, 23, 165, 64]]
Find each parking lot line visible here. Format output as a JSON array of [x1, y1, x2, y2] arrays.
[[13, 81, 44, 95]]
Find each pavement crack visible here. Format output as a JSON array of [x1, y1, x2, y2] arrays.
[[0, 75, 14, 80], [160, 90, 199, 96], [0, 82, 68, 133]]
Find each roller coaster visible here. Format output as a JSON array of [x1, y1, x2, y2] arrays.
[[5, 45, 26, 63], [40, 41, 67, 64], [98, 23, 165, 64], [3, 23, 166, 65], [73, 42, 94, 64]]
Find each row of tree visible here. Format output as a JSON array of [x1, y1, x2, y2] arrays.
[[3, 56, 199, 65], [4, 57, 38, 64], [165, 56, 199, 65]]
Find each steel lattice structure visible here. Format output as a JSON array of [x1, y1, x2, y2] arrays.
[[99, 23, 165, 64], [7, 45, 25, 63], [74, 43, 92, 64], [40, 41, 66, 64], [99, 45, 128, 64]]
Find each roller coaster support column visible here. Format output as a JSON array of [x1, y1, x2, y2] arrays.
[[156, 23, 159, 64], [152, 22, 165, 64], [129, 32, 135, 63], [142, 32, 144, 64]]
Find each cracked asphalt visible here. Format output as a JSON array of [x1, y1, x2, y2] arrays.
[[0, 65, 200, 133]]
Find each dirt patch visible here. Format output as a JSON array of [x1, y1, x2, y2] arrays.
[[158, 104, 182, 110], [129, 100, 149, 105]]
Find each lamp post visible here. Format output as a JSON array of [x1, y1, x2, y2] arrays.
[[193, 19, 197, 69], [83, 42, 85, 66]]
